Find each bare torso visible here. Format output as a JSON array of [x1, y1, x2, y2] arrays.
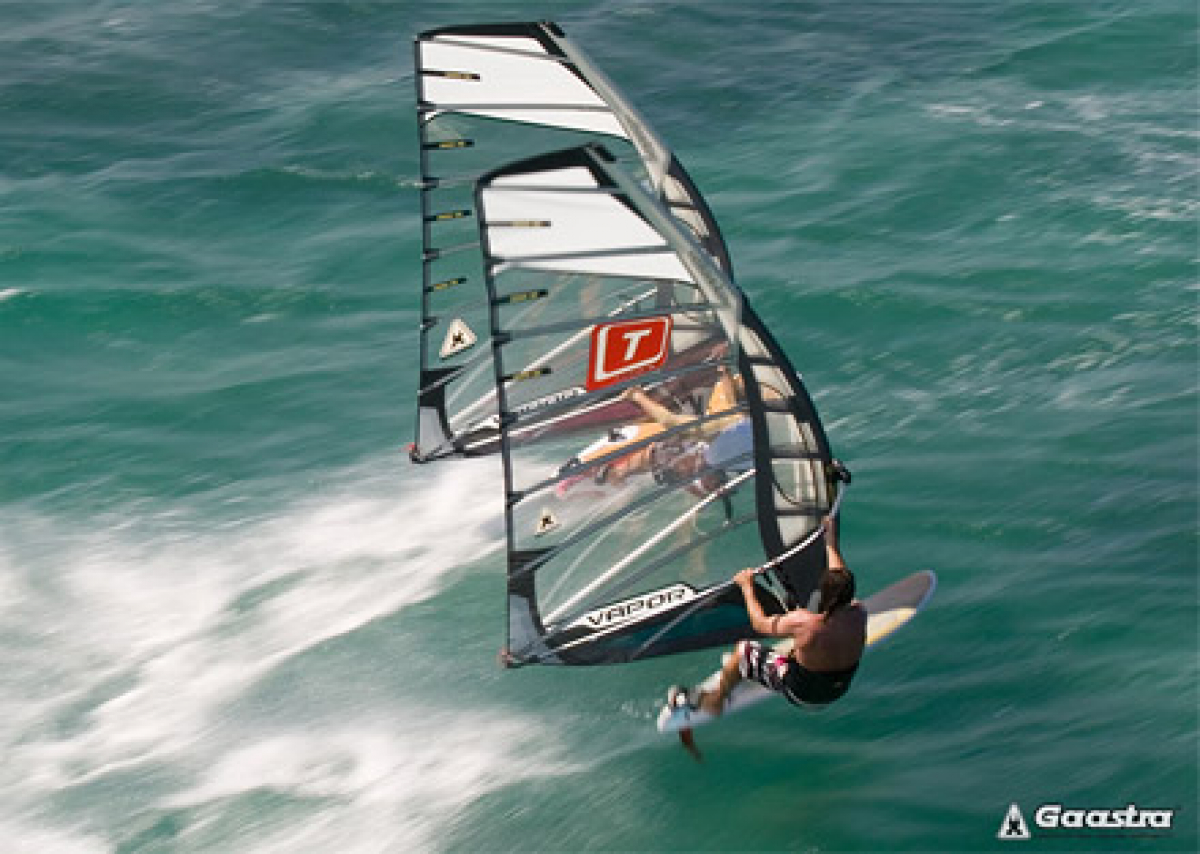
[[792, 602, 867, 672]]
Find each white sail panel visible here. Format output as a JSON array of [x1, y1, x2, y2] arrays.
[[490, 166, 598, 188], [420, 36, 627, 138], [480, 167, 693, 282]]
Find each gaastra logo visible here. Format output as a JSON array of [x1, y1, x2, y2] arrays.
[[439, 318, 476, 358], [999, 802, 1177, 841], [997, 804, 1030, 840], [569, 584, 695, 631], [586, 316, 672, 391], [1034, 804, 1175, 831]]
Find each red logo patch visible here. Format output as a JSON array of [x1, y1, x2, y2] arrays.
[[586, 316, 673, 391]]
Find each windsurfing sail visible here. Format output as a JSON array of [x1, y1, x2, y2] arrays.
[[412, 22, 733, 462], [473, 144, 844, 664], [410, 22, 847, 665]]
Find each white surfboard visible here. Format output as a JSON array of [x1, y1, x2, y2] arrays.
[[656, 570, 937, 734]]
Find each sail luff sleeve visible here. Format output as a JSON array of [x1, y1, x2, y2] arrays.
[[413, 36, 458, 461]]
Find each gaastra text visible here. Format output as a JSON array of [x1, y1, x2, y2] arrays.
[[1035, 804, 1175, 831]]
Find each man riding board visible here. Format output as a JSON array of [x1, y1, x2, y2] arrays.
[[558, 366, 749, 495], [693, 515, 866, 714]]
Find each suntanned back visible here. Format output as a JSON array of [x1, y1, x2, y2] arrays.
[[793, 603, 867, 672]]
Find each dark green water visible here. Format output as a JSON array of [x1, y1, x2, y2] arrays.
[[1, 2, 1195, 851]]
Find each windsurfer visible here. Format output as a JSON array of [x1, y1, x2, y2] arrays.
[[621, 364, 744, 436], [608, 367, 750, 491], [557, 367, 750, 493], [694, 515, 866, 713]]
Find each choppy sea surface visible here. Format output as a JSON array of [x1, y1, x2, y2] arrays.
[[1, 2, 1195, 851]]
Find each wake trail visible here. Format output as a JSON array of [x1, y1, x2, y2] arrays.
[[0, 454, 537, 850]]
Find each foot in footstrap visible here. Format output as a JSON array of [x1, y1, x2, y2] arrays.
[[667, 685, 696, 712], [666, 686, 703, 761]]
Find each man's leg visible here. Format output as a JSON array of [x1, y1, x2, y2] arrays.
[[698, 645, 744, 716]]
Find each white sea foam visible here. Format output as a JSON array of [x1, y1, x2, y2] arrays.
[[0, 820, 106, 854], [168, 714, 577, 852], [0, 456, 521, 850]]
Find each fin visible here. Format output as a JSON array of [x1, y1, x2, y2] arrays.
[[679, 727, 702, 762]]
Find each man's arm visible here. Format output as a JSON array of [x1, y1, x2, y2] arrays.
[[733, 569, 812, 637], [823, 515, 848, 571], [622, 388, 690, 429]]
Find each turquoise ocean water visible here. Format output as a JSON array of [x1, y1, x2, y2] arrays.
[[1, 2, 1196, 851]]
